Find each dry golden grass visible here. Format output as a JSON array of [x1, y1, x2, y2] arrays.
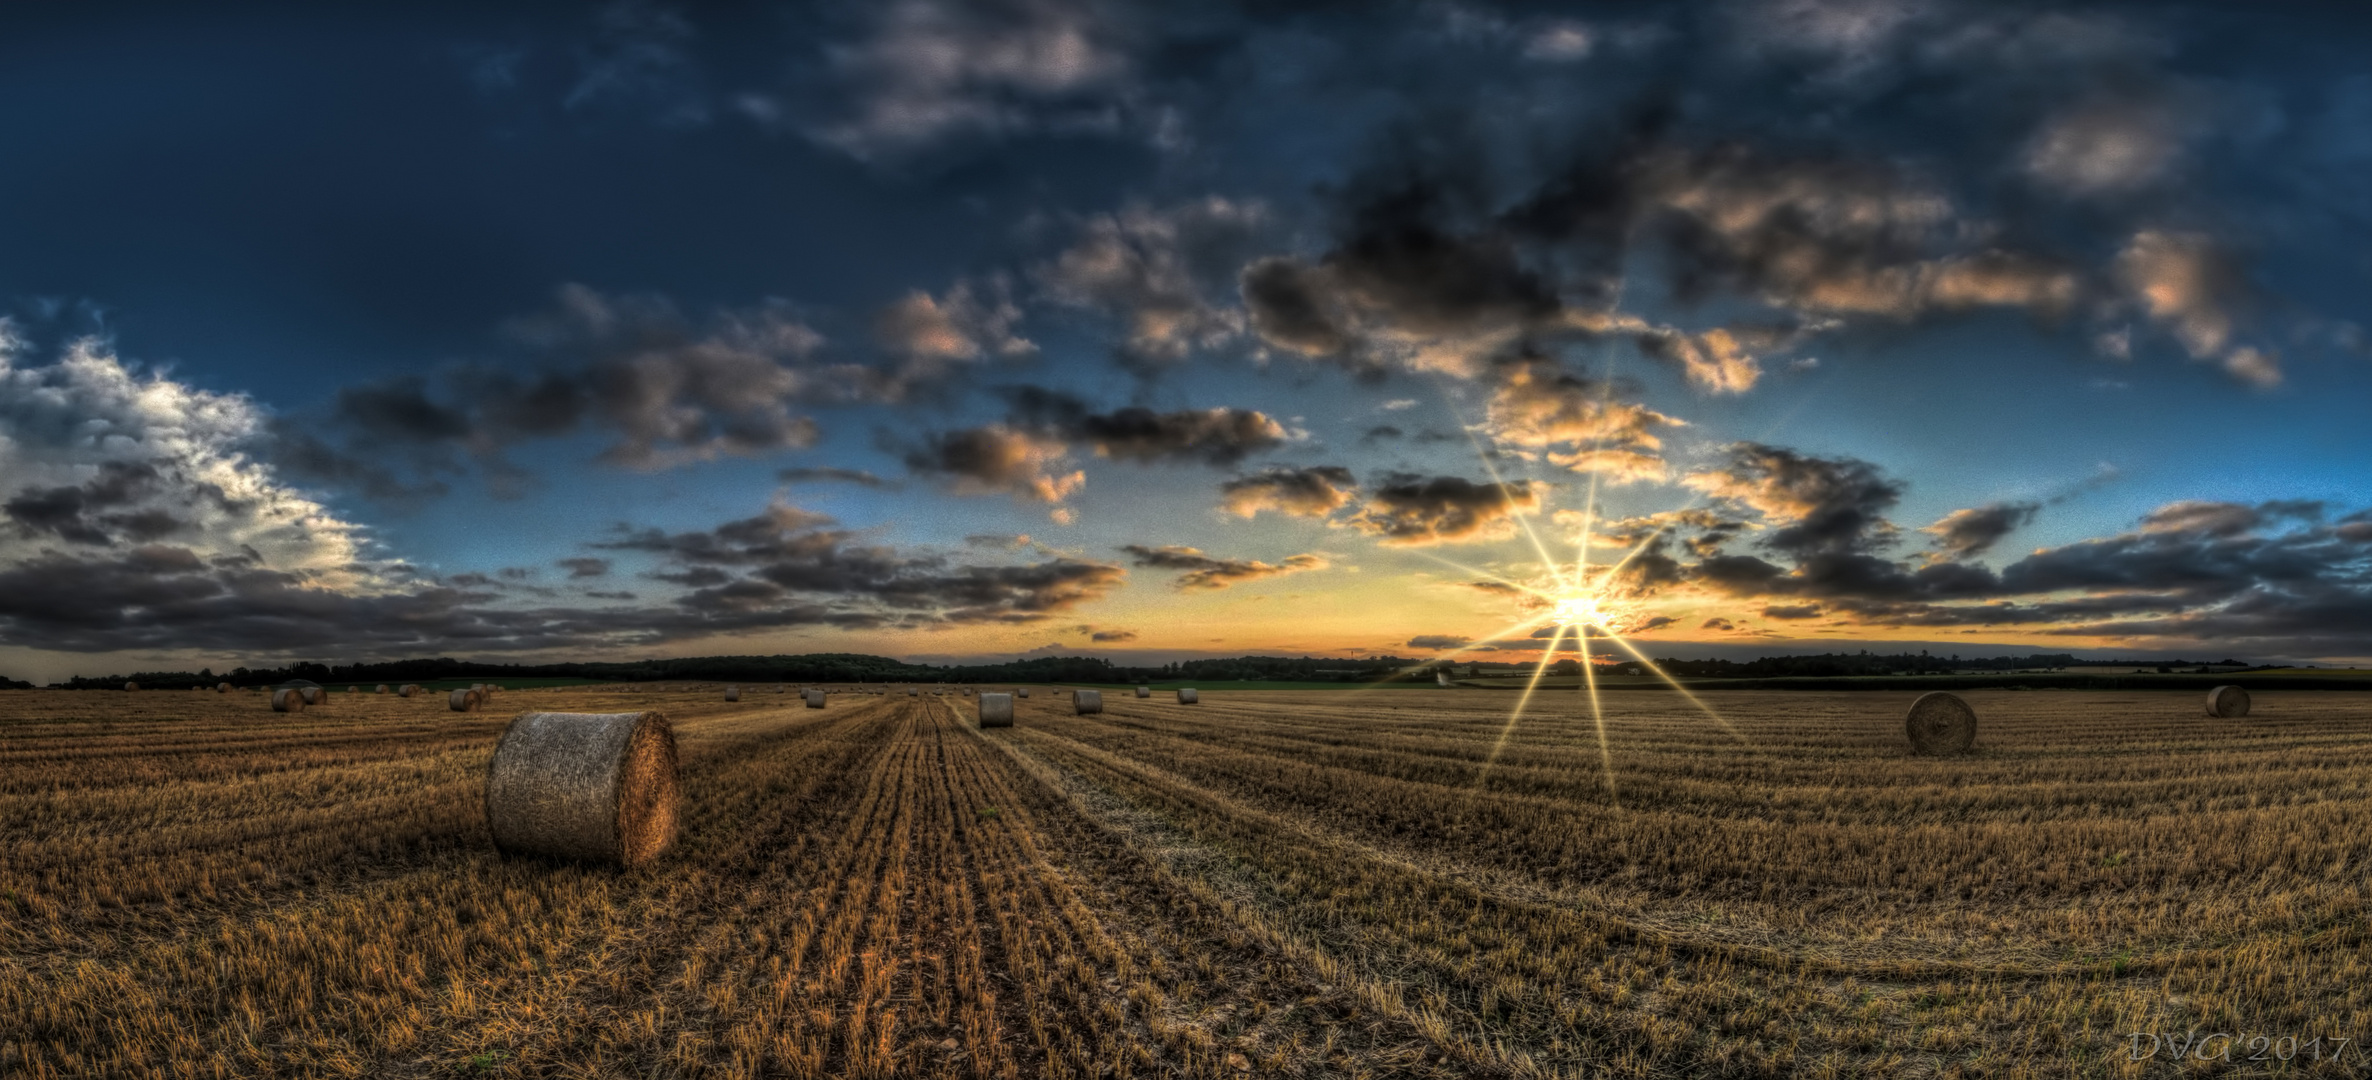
[[3, 686, 2369, 1077]]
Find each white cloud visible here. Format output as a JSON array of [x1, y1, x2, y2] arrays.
[[0, 330, 372, 584]]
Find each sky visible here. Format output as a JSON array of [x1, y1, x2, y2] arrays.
[[5, 0, 2372, 683]]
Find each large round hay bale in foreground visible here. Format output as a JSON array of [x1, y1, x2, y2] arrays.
[[270, 688, 306, 713], [724, 687, 741, 702], [300, 687, 325, 707], [979, 692, 1014, 727], [1906, 691, 1977, 755], [1176, 688, 1199, 704], [450, 688, 482, 713], [1136, 686, 1151, 698], [486, 711, 679, 867], [2207, 685, 2252, 718], [1075, 689, 1103, 715], [399, 684, 418, 698], [804, 689, 825, 708]]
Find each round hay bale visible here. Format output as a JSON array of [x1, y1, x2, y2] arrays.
[[398, 684, 417, 698], [1905, 691, 1977, 755], [123, 681, 140, 692], [486, 711, 679, 867], [301, 687, 325, 706], [2207, 684, 2252, 718], [217, 682, 232, 693], [979, 692, 1014, 727], [1136, 685, 1151, 698], [1176, 688, 1199, 704], [450, 688, 482, 713], [1017, 688, 1031, 698], [908, 688, 919, 697], [804, 689, 826, 709], [1075, 689, 1103, 715], [376, 684, 389, 694], [271, 688, 306, 713], [347, 685, 359, 694], [724, 687, 741, 702]]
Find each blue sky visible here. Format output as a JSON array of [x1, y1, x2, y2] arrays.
[[4, 1, 2371, 683]]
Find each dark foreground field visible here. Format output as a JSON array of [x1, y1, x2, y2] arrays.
[[4, 686, 2370, 1078]]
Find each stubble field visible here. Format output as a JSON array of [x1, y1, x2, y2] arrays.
[[4, 685, 2370, 1078]]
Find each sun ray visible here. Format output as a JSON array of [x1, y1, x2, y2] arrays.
[[1407, 549, 1564, 604], [1577, 626, 1619, 803], [1594, 632, 1756, 745], [1477, 622, 1566, 785], [1438, 383, 1572, 593]]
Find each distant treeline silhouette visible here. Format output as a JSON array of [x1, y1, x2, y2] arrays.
[[19, 650, 2277, 690], [31, 652, 1442, 690]]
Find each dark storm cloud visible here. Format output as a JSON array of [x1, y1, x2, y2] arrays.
[[780, 466, 897, 488], [1121, 544, 1326, 591], [899, 425, 1082, 502], [1001, 386, 1287, 465], [1922, 502, 2042, 563], [595, 503, 1127, 623], [1662, 440, 2372, 653], [0, 495, 1135, 655], [1037, 198, 1269, 367], [1090, 628, 1137, 642], [274, 284, 988, 495], [3, 462, 183, 546], [897, 388, 1289, 500], [556, 557, 613, 579], [1218, 466, 1358, 520], [1346, 474, 1542, 547], [1405, 634, 1469, 650], [1685, 442, 1904, 557]]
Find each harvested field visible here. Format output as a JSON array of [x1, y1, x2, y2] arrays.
[[4, 686, 2371, 1077]]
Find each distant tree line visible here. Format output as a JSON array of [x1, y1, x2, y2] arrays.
[[32, 652, 1438, 690], [1645, 651, 2091, 678], [18, 650, 2272, 690]]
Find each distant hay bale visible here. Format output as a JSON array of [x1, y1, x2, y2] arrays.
[[1905, 691, 1977, 755], [1176, 688, 1199, 704], [450, 688, 482, 712], [376, 684, 389, 694], [1075, 689, 1103, 715], [908, 688, 919, 697], [725, 687, 741, 702], [399, 684, 418, 698], [1018, 688, 1031, 698], [804, 689, 825, 708], [979, 692, 1014, 727], [271, 688, 306, 713], [2207, 685, 2252, 718], [218, 682, 232, 693], [1136, 686, 1151, 698], [486, 711, 680, 867], [123, 681, 139, 692], [347, 685, 359, 693]]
